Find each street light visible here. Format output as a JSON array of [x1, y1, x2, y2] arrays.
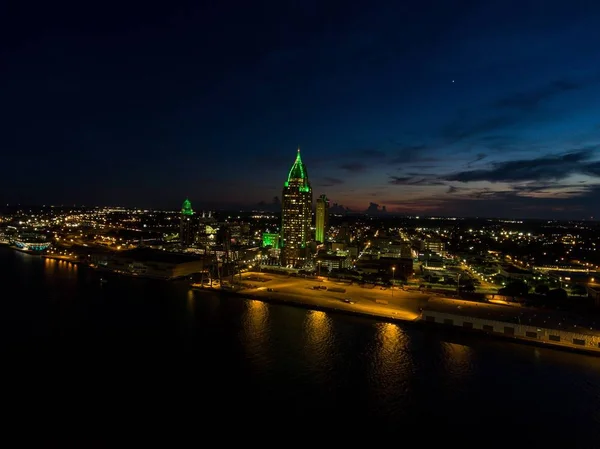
[[392, 266, 396, 297], [457, 273, 462, 295]]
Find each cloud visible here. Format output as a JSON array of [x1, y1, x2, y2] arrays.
[[512, 182, 583, 193], [444, 148, 599, 183], [493, 79, 581, 111], [583, 161, 600, 177], [340, 162, 367, 173], [389, 176, 411, 184], [379, 197, 446, 213], [455, 184, 600, 217], [402, 165, 437, 171], [448, 182, 596, 202], [441, 78, 597, 144], [389, 175, 446, 186], [510, 182, 591, 199], [339, 141, 437, 170], [382, 184, 600, 219], [318, 177, 345, 187], [366, 202, 380, 213], [442, 116, 519, 144], [466, 153, 487, 168], [388, 142, 437, 164]]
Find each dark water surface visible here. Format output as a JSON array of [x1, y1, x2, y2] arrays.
[[2, 247, 600, 447]]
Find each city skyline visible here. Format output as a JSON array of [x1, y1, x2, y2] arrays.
[[3, 2, 600, 219]]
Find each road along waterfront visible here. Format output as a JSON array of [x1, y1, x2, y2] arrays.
[[194, 271, 600, 355]]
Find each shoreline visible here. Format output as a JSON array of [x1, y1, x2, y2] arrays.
[[206, 285, 420, 323], [5, 246, 599, 355], [192, 284, 600, 357]]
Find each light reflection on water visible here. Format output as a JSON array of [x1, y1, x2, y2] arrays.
[[303, 310, 334, 375], [242, 299, 270, 366], [369, 322, 412, 402], [186, 289, 195, 312], [6, 246, 600, 444], [43, 258, 78, 281], [441, 341, 474, 380]]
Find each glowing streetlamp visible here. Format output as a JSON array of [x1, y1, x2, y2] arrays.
[[392, 266, 396, 297]]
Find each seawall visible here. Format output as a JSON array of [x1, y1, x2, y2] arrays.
[[205, 286, 417, 323], [420, 310, 600, 354], [194, 286, 600, 356]]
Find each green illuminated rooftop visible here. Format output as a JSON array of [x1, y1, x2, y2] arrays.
[[181, 198, 194, 216], [262, 232, 279, 248], [287, 147, 308, 183], [284, 147, 311, 190]]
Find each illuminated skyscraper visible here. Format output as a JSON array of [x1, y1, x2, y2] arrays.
[[315, 194, 329, 243], [281, 148, 312, 267], [180, 198, 195, 247]]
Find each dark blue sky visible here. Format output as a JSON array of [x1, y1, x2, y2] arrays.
[[3, 0, 600, 218]]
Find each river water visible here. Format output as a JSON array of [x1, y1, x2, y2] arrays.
[[2, 247, 600, 447]]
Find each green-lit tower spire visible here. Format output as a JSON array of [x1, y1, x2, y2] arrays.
[[181, 198, 194, 216], [284, 147, 310, 191], [281, 147, 313, 267], [180, 198, 195, 247]]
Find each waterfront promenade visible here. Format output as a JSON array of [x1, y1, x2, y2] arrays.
[[234, 272, 427, 321], [192, 271, 600, 353]]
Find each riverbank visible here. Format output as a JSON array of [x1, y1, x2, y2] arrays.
[[191, 272, 600, 356], [41, 254, 80, 263], [9, 245, 44, 255], [195, 284, 422, 323]]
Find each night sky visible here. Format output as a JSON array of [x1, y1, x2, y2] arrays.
[[3, 1, 600, 219]]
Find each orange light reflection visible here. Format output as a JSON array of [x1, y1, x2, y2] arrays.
[[304, 310, 333, 369], [242, 300, 270, 359]]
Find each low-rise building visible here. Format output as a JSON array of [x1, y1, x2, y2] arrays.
[[498, 264, 534, 281], [422, 238, 446, 256], [586, 286, 600, 307], [262, 233, 280, 248], [316, 254, 351, 271], [91, 248, 214, 280], [547, 271, 594, 285], [356, 257, 413, 279]]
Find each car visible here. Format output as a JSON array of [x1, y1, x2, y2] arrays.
[[343, 298, 355, 304]]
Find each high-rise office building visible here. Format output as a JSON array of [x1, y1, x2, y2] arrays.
[[281, 148, 312, 267], [315, 194, 329, 243], [180, 198, 195, 247]]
